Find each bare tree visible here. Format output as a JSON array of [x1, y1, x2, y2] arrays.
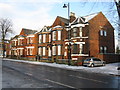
[[114, 0, 120, 18], [0, 18, 13, 58]]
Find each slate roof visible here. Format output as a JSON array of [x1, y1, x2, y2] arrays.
[[58, 16, 69, 25], [71, 12, 100, 25], [83, 12, 99, 22], [22, 28, 37, 35], [11, 35, 19, 40]]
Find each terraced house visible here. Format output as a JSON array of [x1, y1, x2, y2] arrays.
[[6, 12, 120, 64], [7, 28, 38, 60]]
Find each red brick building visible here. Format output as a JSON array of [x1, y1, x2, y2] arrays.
[[7, 28, 38, 60], [66, 12, 119, 63], [7, 12, 120, 64], [37, 12, 119, 63]]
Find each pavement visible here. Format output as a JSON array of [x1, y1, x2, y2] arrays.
[[2, 58, 120, 76]]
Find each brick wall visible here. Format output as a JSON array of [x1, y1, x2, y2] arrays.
[[88, 12, 115, 57]]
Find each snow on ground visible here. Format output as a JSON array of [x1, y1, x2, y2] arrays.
[[2, 58, 120, 76]]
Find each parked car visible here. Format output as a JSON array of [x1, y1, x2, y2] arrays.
[[83, 57, 105, 67]]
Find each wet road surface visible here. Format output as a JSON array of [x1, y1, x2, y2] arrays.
[[2, 60, 120, 89]]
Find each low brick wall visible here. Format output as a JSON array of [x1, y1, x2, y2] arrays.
[[96, 54, 120, 63]]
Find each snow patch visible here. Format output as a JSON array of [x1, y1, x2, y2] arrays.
[[3, 58, 120, 76]]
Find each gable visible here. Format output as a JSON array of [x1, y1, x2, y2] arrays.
[[89, 12, 114, 30], [19, 29, 25, 35], [51, 16, 69, 27]]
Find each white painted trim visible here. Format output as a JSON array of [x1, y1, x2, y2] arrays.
[[18, 37, 24, 39], [65, 42, 85, 45], [58, 31, 61, 40], [58, 45, 61, 55], [39, 34, 42, 43], [48, 47, 51, 56], [43, 47, 46, 56], [12, 39, 17, 41], [27, 35, 35, 37], [72, 58, 78, 60], [71, 54, 89, 56], [26, 46, 34, 49], [71, 24, 86, 28], [11, 48, 17, 50], [64, 36, 88, 41], [43, 34, 46, 43], [71, 36, 88, 39], [74, 42, 85, 44], [17, 48, 24, 49], [64, 39, 69, 41]]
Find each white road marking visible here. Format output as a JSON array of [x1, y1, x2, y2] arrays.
[[69, 75, 108, 84], [25, 73, 33, 76], [45, 79, 76, 89]]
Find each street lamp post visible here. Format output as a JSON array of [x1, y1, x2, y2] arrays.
[[63, 3, 71, 65]]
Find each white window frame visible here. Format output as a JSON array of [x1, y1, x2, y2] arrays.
[[104, 46, 107, 53], [58, 31, 61, 40], [30, 48, 33, 55], [104, 31, 107, 36], [100, 46, 103, 53], [52, 46, 56, 55], [79, 44, 83, 54], [15, 41, 16, 46], [43, 34, 46, 43], [38, 47, 41, 56], [39, 34, 42, 43], [100, 30, 103, 36], [100, 30, 107, 36], [48, 47, 51, 56], [52, 31, 56, 41], [64, 52, 67, 56], [58, 45, 61, 55], [79, 27, 82, 37], [43, 47, 46, 56]]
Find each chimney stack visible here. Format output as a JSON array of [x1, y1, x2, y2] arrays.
[[70, 12, 76, 23]]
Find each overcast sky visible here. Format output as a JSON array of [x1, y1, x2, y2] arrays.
[[0, 0, 118, 44]]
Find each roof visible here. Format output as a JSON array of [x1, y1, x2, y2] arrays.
[[71, 12, 100, 25], [58, 16, 69, 25], [11, 35, 19, 40], [53, 25, 63, 29], [22, 28, 37, 35], [18, 35, 26, 38], [40, 26, 51, 32], [71, 17, 87, 25], [83, 12, 100, 22]]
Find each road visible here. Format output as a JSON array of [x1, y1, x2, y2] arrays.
[[2, 59, 120, 89]]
